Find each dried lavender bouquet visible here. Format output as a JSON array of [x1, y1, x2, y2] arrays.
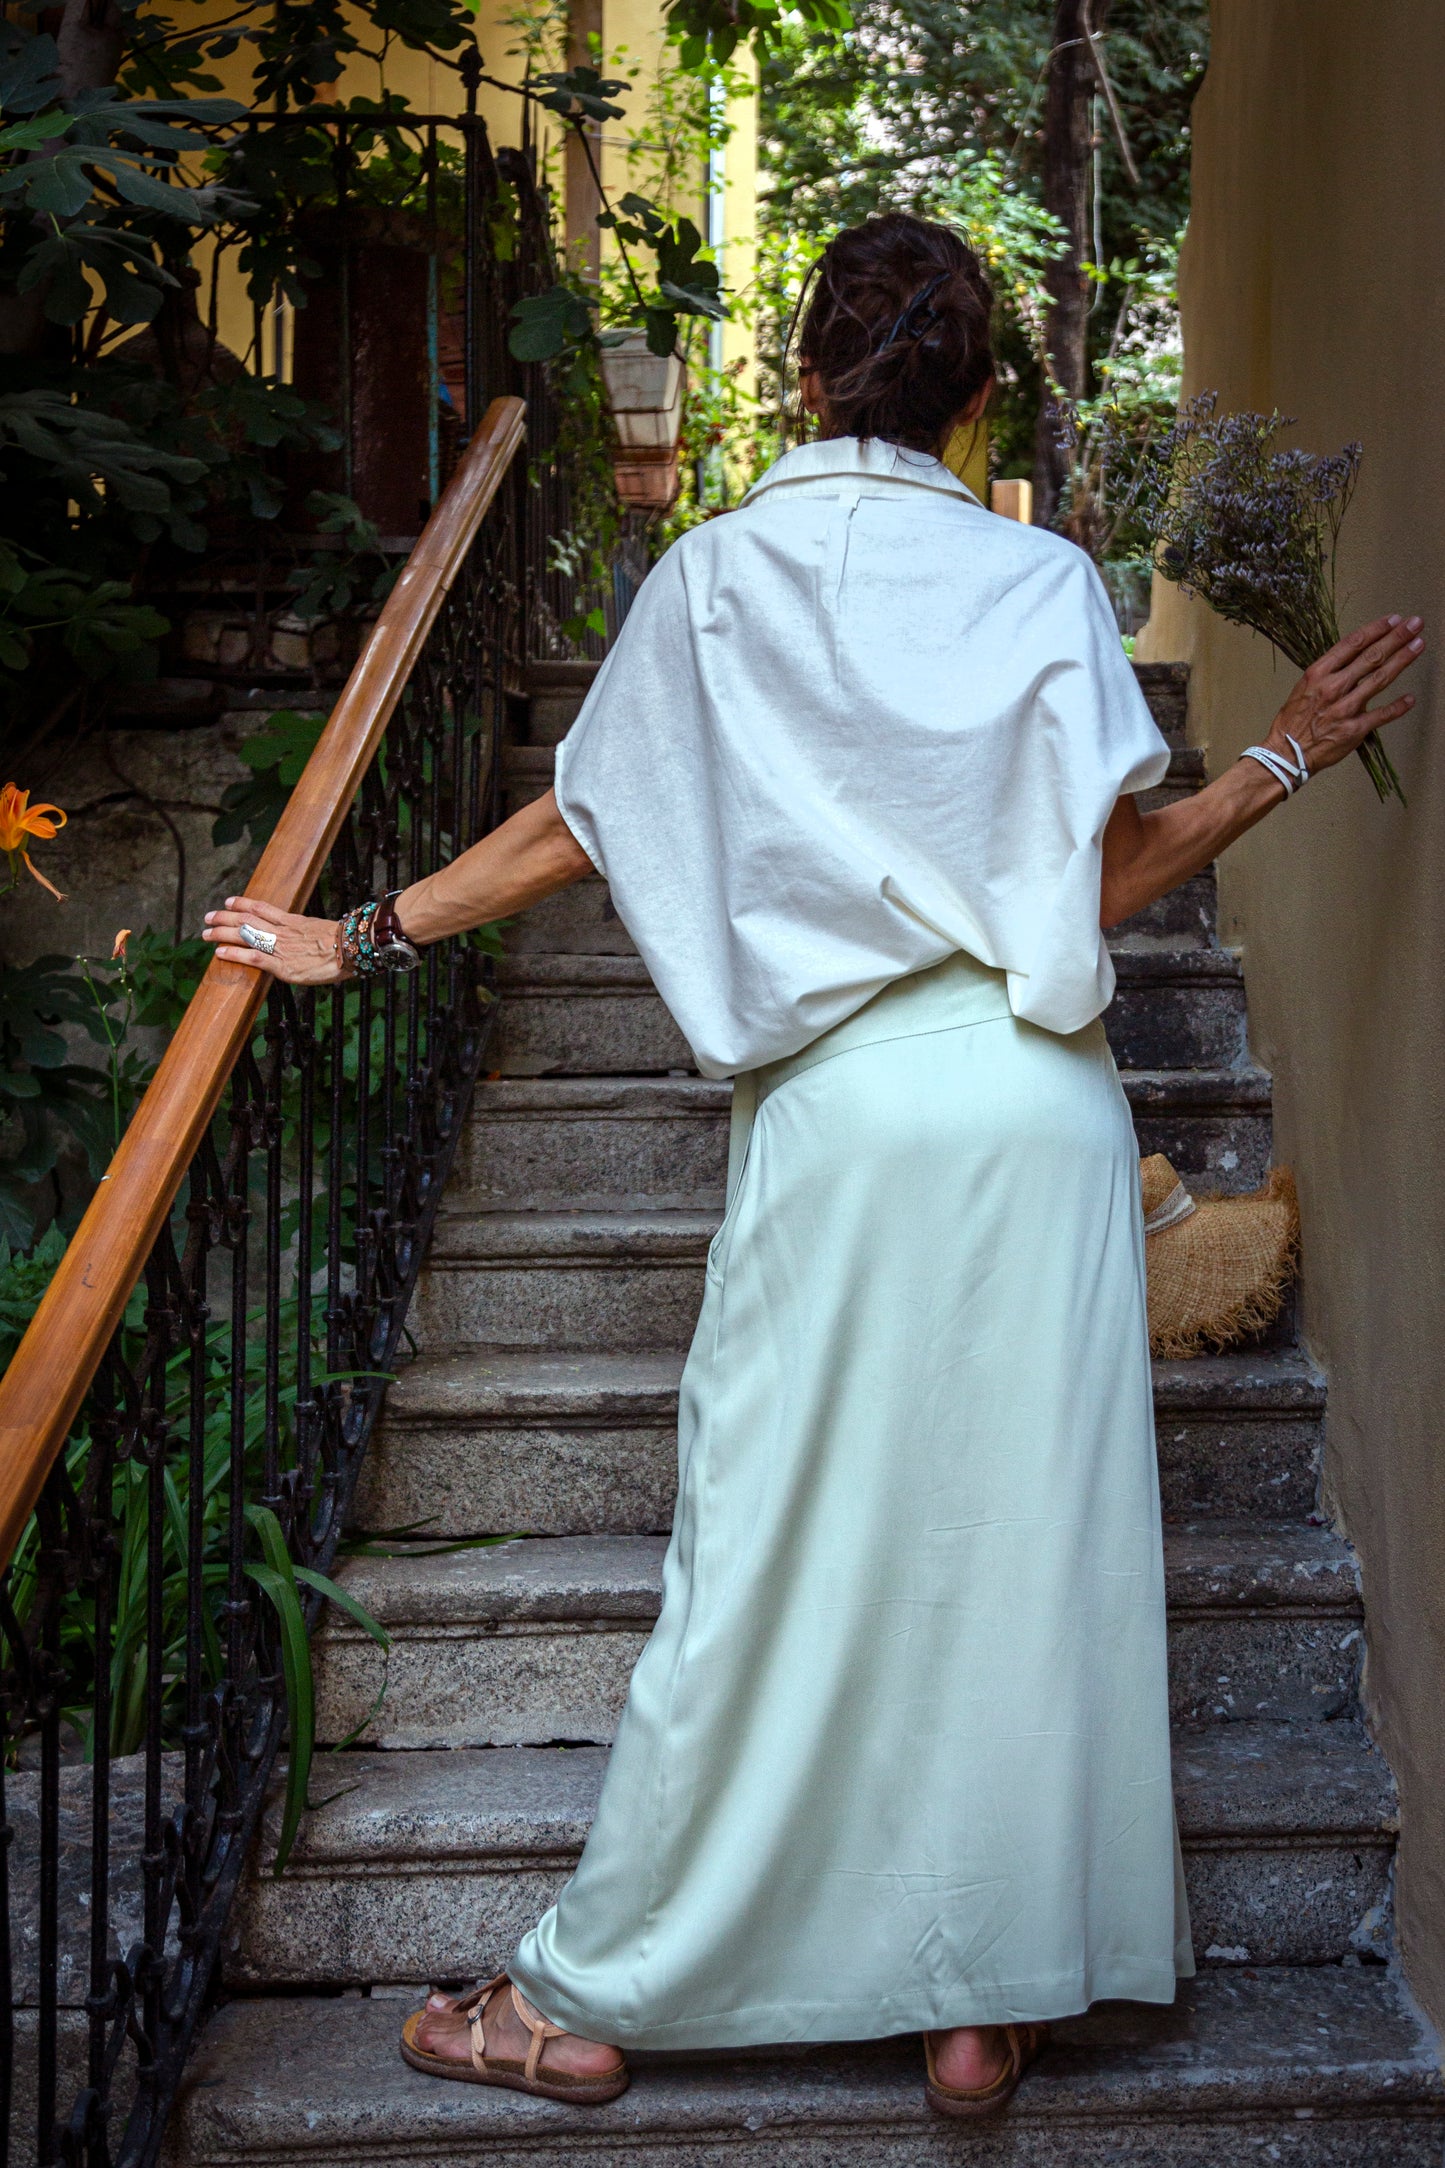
[[1101, 392, 1403, 804]]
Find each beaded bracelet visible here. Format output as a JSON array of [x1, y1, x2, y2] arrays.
[[336, 900, 378, 976], [334, 893, 422, 978]]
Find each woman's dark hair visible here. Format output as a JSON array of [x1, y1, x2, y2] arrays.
[[794, 212, 994, 453]]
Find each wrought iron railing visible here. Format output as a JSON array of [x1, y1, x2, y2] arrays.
[[0, 388, 528, 2166]]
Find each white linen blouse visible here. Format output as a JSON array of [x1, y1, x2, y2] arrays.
[[553, 434, 1170, 1079]]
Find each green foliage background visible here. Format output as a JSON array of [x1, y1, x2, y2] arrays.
[[755, 0, 1208, 477]]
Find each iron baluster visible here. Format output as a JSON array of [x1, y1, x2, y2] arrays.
[[36, 1556, 60, 2167], [354, 975, 375, 1339], [0, 1742, 11, 2168], [223, 1078, 250, 1698], [262, 995, 286, 1521], [292, 991, 318, 1534]]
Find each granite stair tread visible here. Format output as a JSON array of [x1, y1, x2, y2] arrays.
[[229, 1718, 1395, 1981], [462, 1056, 1256, 1124], [1163, 1519, 1358, 1609], [469, 1077, 731, 1116], [357, 1348, 1331, 1537], [251, 1721, 1393, 1877], [171, 1969, 1445, 2165], [328, 1533, 666, 1628], [377, 1342, 1326, 1423], [423, 1156, 1289, 1262], [1170, 1719, 1394, 1838], [380, 1346, 689, 1422], [428, 1208, 720, 1263], [323, 1524, 1360, 1631]]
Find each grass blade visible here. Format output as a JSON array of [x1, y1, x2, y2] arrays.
[[243, 1520, 316, 1877], [292, 1565, 391, 1650], [244, 1561, 314, 1875]]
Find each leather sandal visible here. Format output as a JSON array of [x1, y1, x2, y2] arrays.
[[923, 2022, 1048, 2118], [399, 1973, 630, 2104]]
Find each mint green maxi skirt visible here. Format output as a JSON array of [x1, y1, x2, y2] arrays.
[[510, 950, 1194, 2049]]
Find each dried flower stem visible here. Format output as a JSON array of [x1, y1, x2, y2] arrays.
[[1093, 393, 1403, 804]]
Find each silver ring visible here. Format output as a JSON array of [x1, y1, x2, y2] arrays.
[[239, 923, 277, 955]]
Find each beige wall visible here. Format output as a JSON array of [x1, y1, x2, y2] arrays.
[[1137, 0, 1445, 2025]]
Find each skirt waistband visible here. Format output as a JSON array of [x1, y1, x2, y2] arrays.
[[754, 949, 1014, 1106]]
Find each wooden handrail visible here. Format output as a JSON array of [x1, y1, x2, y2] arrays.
[[0, 394, 527, 1572]]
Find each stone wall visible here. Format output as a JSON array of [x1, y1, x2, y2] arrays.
[[1136, 0, 1445, 2028], [3, 710, 283, 972]]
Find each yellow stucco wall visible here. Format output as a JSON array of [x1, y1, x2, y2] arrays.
[[1136, 0, 1445, 2026]]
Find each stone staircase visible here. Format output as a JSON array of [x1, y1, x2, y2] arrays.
[[171, 661, 1445, 2164]]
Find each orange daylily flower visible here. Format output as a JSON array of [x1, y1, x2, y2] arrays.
[[0, 781, 67, 901], [112, 928, 132, 963]]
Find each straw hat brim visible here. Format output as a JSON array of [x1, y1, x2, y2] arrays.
[[1146, 1167, 1299, 1360]]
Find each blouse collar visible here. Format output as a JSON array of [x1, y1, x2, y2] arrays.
[[742, 434, 983, 509]]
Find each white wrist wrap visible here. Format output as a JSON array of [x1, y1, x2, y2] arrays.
[[1241, 733, 1310, 797]]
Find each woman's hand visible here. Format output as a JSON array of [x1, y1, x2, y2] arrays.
[[202, 896, 345, 985], [1101, 609, 1427, 927], [1265, 613, 1424, 775]]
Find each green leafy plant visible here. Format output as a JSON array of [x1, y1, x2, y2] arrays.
[[246, 1503, 391, 1872], [213, 711, 330, 851], [0, 3, 500, 739], [0, 1246, 391, 1872], [753, 0, 1207, 482], [0, 953, 112, 1248], [293, 494, 399, 622], [0, 925, 216, 1250], [0, 548, 170, 676], [666, 0, 852, 72]]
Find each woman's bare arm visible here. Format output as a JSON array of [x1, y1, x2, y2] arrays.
[[1100, 614, 1425, 929], [202, 787, 593, 984]]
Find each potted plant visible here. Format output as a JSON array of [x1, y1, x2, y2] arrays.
[[598, 331, 687, 512]]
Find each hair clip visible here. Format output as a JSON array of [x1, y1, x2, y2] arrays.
[[881, 271, 949, 349]]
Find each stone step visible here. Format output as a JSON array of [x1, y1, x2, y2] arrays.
[[229, 1718, 1392, 1988], [1108, 946, 1249, 1069], [490, 949, 1253, 1082], [1136, 659, 1191, 745], [1113, 866, 1218, 945], [311, 1521, 1358, 1752], [453, 1078, 730, 1213], [505, 873, 641, 956], [413, 1209, 716, 1352], [493, 955, 693, 1075], [1125, 1065, 1272, 1193], [355, 1347, 1327, 1538], [521, 658, 600, 746], [451, 1062, 1266, 1230], [503, 743, 560, 808], [1152, 1348, 1326, 1519], [1166, 1519, 1362, 1723], [414, 1097, 1274, 1347], [171, 1969, 1445, 2167]]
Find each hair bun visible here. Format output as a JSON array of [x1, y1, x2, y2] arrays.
[[797, 214, 994, 454]]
